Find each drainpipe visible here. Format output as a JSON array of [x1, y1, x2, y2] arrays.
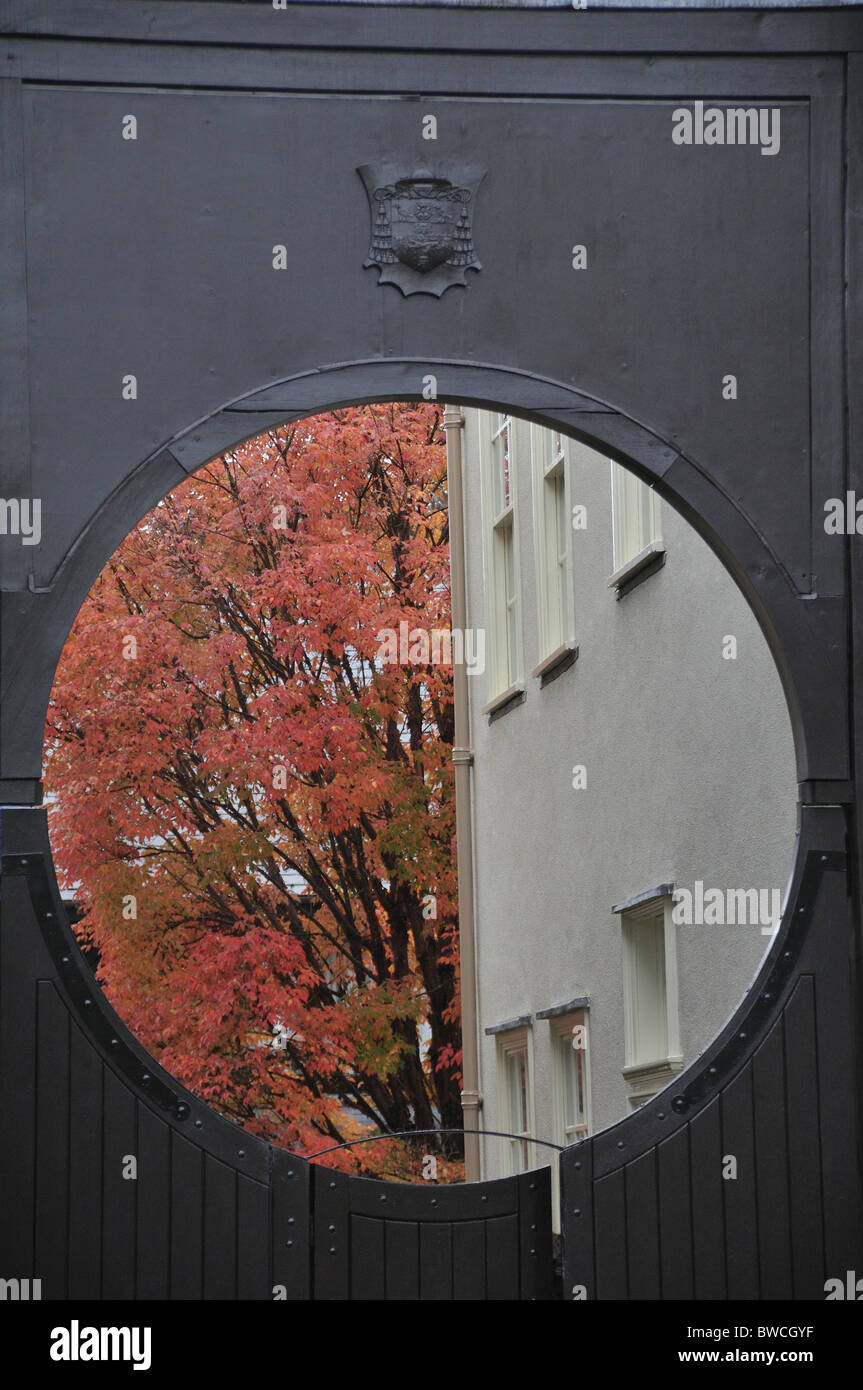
[[443, 402, 482, 1181]]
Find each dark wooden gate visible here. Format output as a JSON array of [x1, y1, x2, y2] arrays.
[[1, 812, 555, 1300], [2, 0, 863, 1304], [309, 1163, 553, 1300]]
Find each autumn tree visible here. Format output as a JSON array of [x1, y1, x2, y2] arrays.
[[45, 404, 462, 1175]]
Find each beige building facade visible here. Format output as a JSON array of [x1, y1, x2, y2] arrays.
[[447, 406, 798, 1208]]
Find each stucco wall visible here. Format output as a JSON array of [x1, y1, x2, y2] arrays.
[[457, 408, 798, 1182]]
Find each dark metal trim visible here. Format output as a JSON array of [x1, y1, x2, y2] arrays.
[[3, 2, 862, 55], [536, 996, 590, 1020], [307, 1126, 564, 1158], [612, 882, 675, 915], [539, 644, 578, 688], [487, 688, 526, 724], [485, 1013, 532, 1035]]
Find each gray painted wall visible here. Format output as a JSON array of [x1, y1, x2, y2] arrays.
[[455, 408, 798, 1184]]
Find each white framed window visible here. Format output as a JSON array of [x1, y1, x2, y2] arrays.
[[531, 425, 574, 664], [610, 459, 663, 574], [480, 411, 522, 701], [617, 889, 682, 1105], [546, 1007, 591, 1231], [496, 1025, 535, 1175], [551, 1011, 591, 1148]]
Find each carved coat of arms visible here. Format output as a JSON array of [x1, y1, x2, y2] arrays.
[[358, 163, 485, 297]]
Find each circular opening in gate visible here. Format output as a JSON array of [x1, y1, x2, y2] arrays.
[[43, 400, 797, 1190]]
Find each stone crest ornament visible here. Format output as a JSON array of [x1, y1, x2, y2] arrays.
[[358, 163, 485, 296]]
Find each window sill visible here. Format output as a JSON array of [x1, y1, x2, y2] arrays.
[[531, 641, 578, 687], [482, 683, 526, 722], [621, 1057, 683, 1089], [608, 541, 666, 599]]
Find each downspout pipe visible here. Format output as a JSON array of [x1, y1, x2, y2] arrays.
[[443, 403, 482, 1181]]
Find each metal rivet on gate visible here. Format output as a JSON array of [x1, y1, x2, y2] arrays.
[[481, 1194, 488, 1202], [739, 1032, 746, 1039], [329, 1181, 336, 1189], [709, 1066, 717, 1074], [329, 1247, 337, 1254], [285, 1240, 293, 1248], [328, 1224, 335, 1232], [671, 1096, 687, 1114], [142, 1074, 151, 1083], [21, 859, 27, 866], [530, 1223, 536, 1231], [657, 1111, 665, 1119], [84, 998, 92, 1007], [530, 1248, 536, 1256], [821, 855, 828, 862], [762, 993, 771, 1001], [529, 1182, 536, 1191], [288, 1217, 295, 1225], [379, 1194, 387, 1202], [430, 1198, 438, 1206], [176, 1103, 189, 1119], [62, 956, 70, 963], [784, 951, 792, 958], [110, 1037, 118, 1046], [46, 912, 53, 919], [238, 1149, 245, 1158], [573, 1209, 581, 1217], [616, 1140, 624, 1149], [574, 1161, 581, 1171], [287, 1170, 294, 1178]]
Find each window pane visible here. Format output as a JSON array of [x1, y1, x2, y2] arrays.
[[560, 1029, 586, 1131], [555, 471, 567, 564], [493, 416, 511, 514], [575, 1046, 586, 1122], [632, 915, 667, 1062], [612, 461, 660, 569], [507, 1048, 528, 1132], [561, 1034, 577, 1128], [545, 430, 563, 472]]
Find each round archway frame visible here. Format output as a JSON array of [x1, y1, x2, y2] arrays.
[[3, 360, 847, 795], [2, 359, 859, 1300]]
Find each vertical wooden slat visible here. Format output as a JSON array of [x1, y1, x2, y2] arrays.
[[351, 1216, 385, 1301], [384, 1220, 420, 1300], [657, 1126, 693, 1300], [203, 1154, 236, 1300], [721, 1063, 759, 1299], [518, 1168, 553, 1300], [68, 1019, 103, 1299], [486, 1214, 520, 1300], [170, 1131, 203, 1300], [101, 1064, 137, 1299], [784, 976, 825, 1298], [0, 879, 38, 1277], [452, 1221, 486, 1300], [560, 1141, 594, 1299], [272, 1149, 310, 1301], [594, 1169, 627, 1299], [34, 980, 69, 1299], [237, 1174, 270, 1301], [811, 863, 863, 1283], [311, 1165, 349, 1300], [752, 1017, 792, 1299], [136, 1103, 170, 1300], [624, 1149, 660, 1299], [689, 1096, 726, 1299], [418, 1222, 452, 1300]]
